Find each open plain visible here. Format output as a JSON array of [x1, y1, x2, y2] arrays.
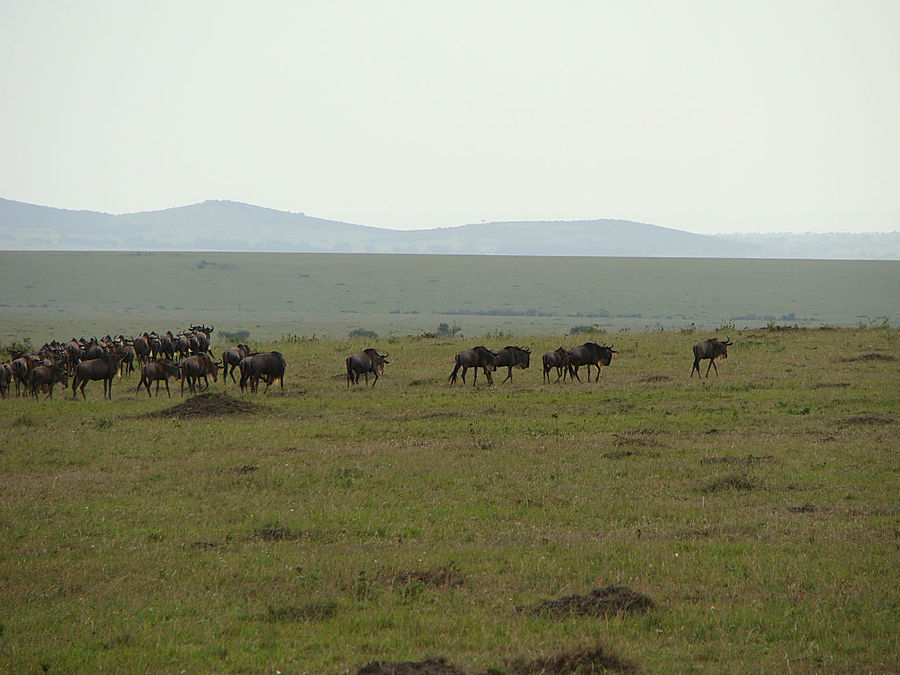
[[1, 326, 898, 673]]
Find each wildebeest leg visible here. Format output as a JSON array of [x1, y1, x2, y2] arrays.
[[690, 359, 700, 377], [165, 379, 171, 398], [502, 366, 513, 383], [594, 365, 601, 382], [364, 372, 369, 386], [569, 365, 582, 383], [371, 370, 378, 387], [461, 366, 468, 384], [79, 379, 88, 399], [484, 367, 494, 386], [708, 358, 719, 377], [472, 367, 477, 387]]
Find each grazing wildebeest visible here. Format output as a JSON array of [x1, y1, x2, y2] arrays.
[[690, 337, 733, 378], [28, 363, 68, 399], [137, 359, 181, 398], [491, 346, 531, 383], [222, 344, 251, 383], [567, 342, 616, 383], [449, 346, 498, 387], [1, 362, 13, 398], [239, 351, 286, 393], [542, 347, 570, 384], [72, 350, 124, 399], [346, 348, 389, 387], [181, 353, 219, 395]]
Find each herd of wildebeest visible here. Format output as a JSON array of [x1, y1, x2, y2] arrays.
[[0, 323, 735, 400]]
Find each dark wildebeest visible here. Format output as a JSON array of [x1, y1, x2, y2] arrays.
[[72, 350, 124, 399], [181, 353, 219, 395], [346, 348, 389, 387], [82, 338, 106, 362], [158, 331, 176, 361], [28, 363, 68, 399], [11, 352, 37, 397], [449, 346, 498, 387], [1, 362, 14, 398], [239, 351, 286, 393], [136, 360, 181, 398], [190, 325, 214, 355], [542, 347, 570, 384], [690, 337, 733, 378], [222, 344, 251, 383], [567, 342, 616, 383], [133, 333, 151, 366], [491, 346, 531, 383], [174, 333, 192, 361]]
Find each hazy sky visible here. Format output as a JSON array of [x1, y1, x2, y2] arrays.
[[1, 1, 898, 233]]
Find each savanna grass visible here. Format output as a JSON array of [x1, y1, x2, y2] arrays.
[[1, 327, 898, 673]]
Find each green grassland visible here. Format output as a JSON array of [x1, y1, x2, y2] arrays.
[[1, 327, 898, 673], [1, 252, 897, 343]]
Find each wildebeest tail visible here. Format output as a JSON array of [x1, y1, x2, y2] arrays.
[[449, 357, 462, 384]]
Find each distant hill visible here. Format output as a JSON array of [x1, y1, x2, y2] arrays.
[[1, 197, 897, 259]]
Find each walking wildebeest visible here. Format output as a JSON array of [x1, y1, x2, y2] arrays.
[[238, 351, 286, 393], [28, 363, 68, 399], [491, 346, 531, 383], [181, 353, 219, 395], [222, 344, 251, 383], [72, 350, 124, 399], [346, 348, 389, 387], [567, 342, 616, 383], [449, 346, 498, 387], [690, 337, 733, 378], [136, 360, 181, 398], [542, 347, 570, 383]]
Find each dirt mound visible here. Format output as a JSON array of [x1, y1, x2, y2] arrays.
[[358, 658, 465, 675], [843, 415, 895, 426], [842, 352, 895, 363], [639, 374, 671, 382], [698, 473, 755, 493], [700, 455, 774, 465], [140, 393, 263, 419], [389, 565, 464, 588], [508, 647, 634, 674], [519, 585, 654, 618], [249, 525, 303, 541]]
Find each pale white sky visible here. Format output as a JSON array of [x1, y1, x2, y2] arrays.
[[1, 1, 898, 233]]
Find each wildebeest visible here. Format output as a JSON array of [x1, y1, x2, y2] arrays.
[[567, 342, 616, 383], [28, 363, 68, 399], [136, 359, 181, 398], [222, 344, 251, 383], [491, 346, 531, 383], [11, 352, 37, 397], [0, 362, 11, 398], [133, 333, 151, 366], [542, 347, 570, 384], [190, 325, 214, 355], [346, 348, 389, 387], [72, 350, 124, 399], [449, 346, 498, 387], [690, 337, 733, 378], [181, 353, 219, 395], [239, 351, 286, 393]]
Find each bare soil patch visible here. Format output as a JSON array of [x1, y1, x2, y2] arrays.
[[812, 382, 851, 389], [358, 658, 465, 675], [698, 473, 755, 493], [843, 415, 895, 426], [639, 374, 671, 382], [507, 647, 635, 674], [388, 564, 464, 589], [519, 585, 654, 618], [700, 455, 774, 465], [248, 525, 304, 542], [842, 352, 895, 362], [138, 392, 263, 419]]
